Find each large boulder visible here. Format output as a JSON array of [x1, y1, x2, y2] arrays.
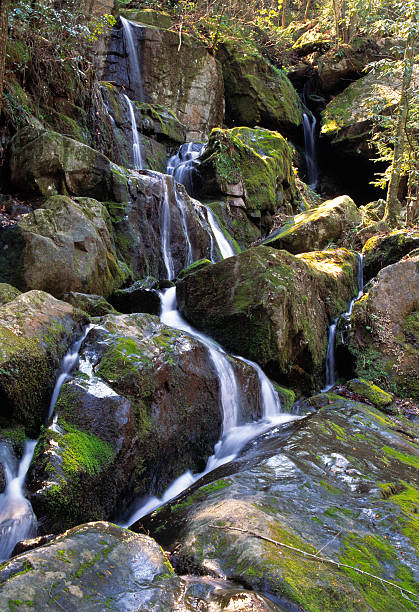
[[321, 63, 419, 161], [28, 313, 261, 533], [263, 195, 361, 254], [139, 398, 419, 611], [348, 254, 419, 400], [0, 521, 275, 610], [103, 18, 224, 140], [216, 40, 302, 134], [177, 246, 359, 392], [318, 38, 381, 93], [0, 196, 127, 299], [198, 127, 297, 234], [0, 291, 86, 436], [362, 228, 419, 281]]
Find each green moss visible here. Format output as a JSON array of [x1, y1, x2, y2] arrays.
[[60, 422, 114, 477], [347, 378, 393, 409], [339, 532, 418, 610], [170, 479, 231, 513], [319, 480, 343, 495], [177, 259, 212, 281], [382, 446, 419, 470]]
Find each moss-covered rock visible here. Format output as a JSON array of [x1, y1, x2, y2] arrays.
[[120, 8, 173, 29], [362, 229, 419, 281], [199, 127, 297, 234], [216, 39, 302, 133], [103, 18, 224, 140], [0, 283, 21, 306], [292, 27, 332, 56], [28, 312, 261, 532], [177, 246, 359, 393], [204, 200, 260, 250], [263, 195, 361, 254], [318, 38, 380, 93], [0, 291, 86, 436], [347, 378, 394, 411], [138, 399, 419, 611], [348, 255, 419, 400], [8, 126, 131, 201], [63, 292, 119, 317], [177, 258, 212, 282], [0, 195, 127, 299]]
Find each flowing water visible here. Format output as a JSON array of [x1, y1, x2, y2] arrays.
[[174, 184, 193, 268], [120, 16, 144, 102], [0, 326, 93, 560], [167, 142, 206, 196], [322, 254, 364, 391], [302, 111, 319, 191], [159, 176, 176, 280], [123, 94, 143, 171]]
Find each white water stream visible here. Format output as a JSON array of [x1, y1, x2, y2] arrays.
[[123, 94, 143, 171], [120, 16, 144, 102], [303, 110, 319, 191], [322, 254, 364, 392], [0, 325, 94, 560]]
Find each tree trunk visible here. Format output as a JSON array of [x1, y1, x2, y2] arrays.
[[304, 0, 312, 21], [384, 3, 417, 226], [0, 0, 10, 110], [281, 0, 288, 27]]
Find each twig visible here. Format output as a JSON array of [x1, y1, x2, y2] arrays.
[[178, 20, 183, 53], [208, 525, 418, 600], [314, 528, 343, 557]]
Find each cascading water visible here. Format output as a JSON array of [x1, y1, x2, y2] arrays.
[[174, 184, 193, 268], [120, 216, 298, 526], [204, 206, 236, 259], [123, 94, 143, 171], [120, 16, 144, 102], [0, 326, 93, 560], [159, 176, 176, 280], [322, 254, 364, 391], [167, 142, 206, 196], [302, 110, 319, 191]]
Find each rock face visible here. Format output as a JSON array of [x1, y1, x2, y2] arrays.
[[28, 313, 260, 533], [205, 201, 260, 250], [199, 127, 297, 234], [101, 82, 186, 171], [177, 246, 358, 392], [0, 521, 276, 611], [64, 292, 119, 317], [0, 291, 85, 436], [216, 40, 302, 133], [362, 228, 419, 281], [103, 18, 224, 140], [349, 254, 419, 400], [0, 196, 127, 299], [321, 65, 419, 161], [263, 195, 361, 254], [139, 399, 419, 612]]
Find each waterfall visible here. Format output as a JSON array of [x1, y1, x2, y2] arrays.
[[204, 207, 236, 259], [322, 254, 364, 391], [123, 94, 143, 171], [174, 184, 193, 268], [119, 221, 297, 526], [120, 16, 144, 102], [302, 111, 319, 190], [159, 176, 176, 280], [167, 142, 206, 196], [0, 325, 93, 560]]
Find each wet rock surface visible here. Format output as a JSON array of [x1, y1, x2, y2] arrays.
[[138, 399, 419, 611], [362, 229, 419, 281], [178, 246, 358, 393], [0, 521, 277, 611]]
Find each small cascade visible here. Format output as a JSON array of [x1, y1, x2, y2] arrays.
[[302, 110, 319, 191], [0, 441, 37, 561], [167, 142, 206, 196], [205, 207, 235, 260], [120, 16, 144, 102], [322, 254, 364, 391], [174, 184, 193, 268], [0, 325, 93, 560], [123, 94, 143, 171], [159, 176, 176, 280]]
